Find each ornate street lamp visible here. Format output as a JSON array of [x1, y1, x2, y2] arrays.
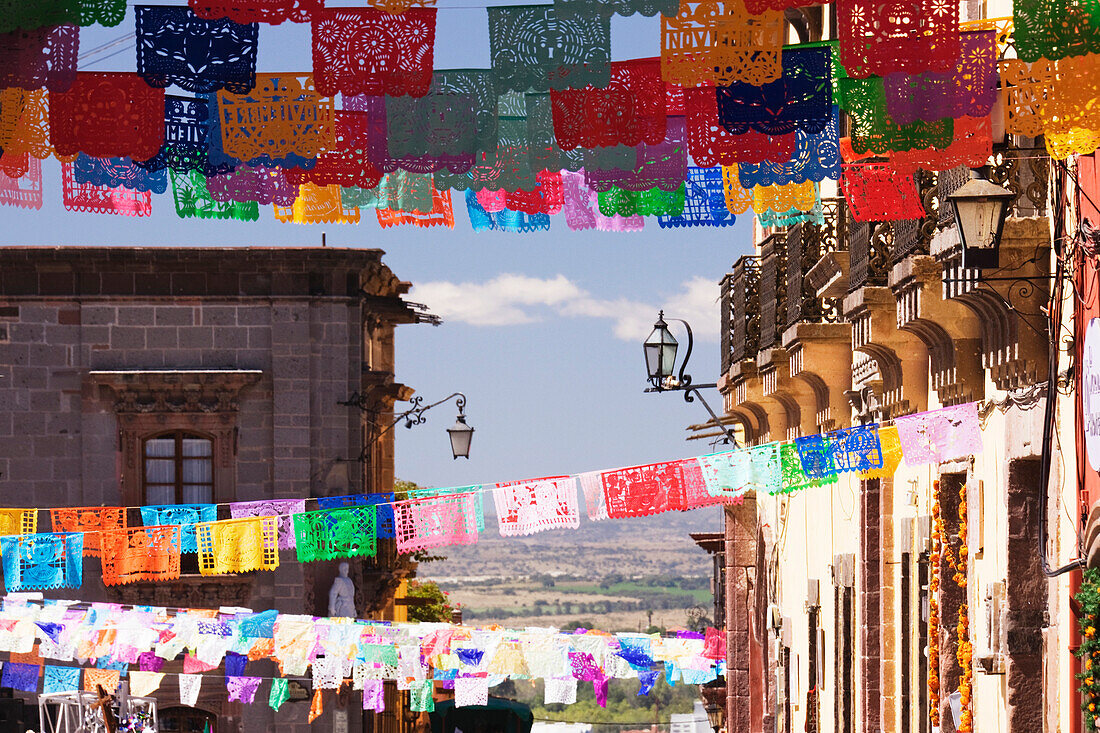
[[643, 312, 739, 446], [700, 678, 726, 733], [703, 700, 723, 733], [339, 391, 473, 460], [948, 173, 1015, 269], [644, 311, 679, 387], [446, 408, 474, 460]]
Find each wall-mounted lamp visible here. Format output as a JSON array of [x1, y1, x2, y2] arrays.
[[948, 172, 1015, 269], [643, 311, 739, 447], [339, 391, 474, 460]]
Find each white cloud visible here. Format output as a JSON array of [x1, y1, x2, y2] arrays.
[[412, 274, 584, 326], [410, 274, 720, 342]]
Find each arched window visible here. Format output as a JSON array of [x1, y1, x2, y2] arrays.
[[143, 431, 214, 505], [159, 706, 216, 733]]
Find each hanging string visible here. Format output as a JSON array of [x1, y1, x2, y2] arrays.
[[0, 411, 933, 517], [0, 594, 705, 643]]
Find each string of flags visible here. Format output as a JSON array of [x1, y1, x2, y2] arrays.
[[0, 0, 1070, 227], [0, 594, 729, 715], [0, 402, 982, 594]]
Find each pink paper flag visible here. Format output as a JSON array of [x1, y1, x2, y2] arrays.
[[393, 492, 479, 554], [227, 675, 262, 704], [894, 402, 983, 465], [454, 676, 489, 708]]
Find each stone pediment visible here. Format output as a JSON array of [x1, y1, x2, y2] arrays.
[[89, 369, 263, 413]]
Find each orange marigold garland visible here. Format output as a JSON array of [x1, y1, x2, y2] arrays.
[[931, 479, 973, 731], [954, 479, 973, 733], [1075, 568, 1100, 727], [929, 484, 941, 728]]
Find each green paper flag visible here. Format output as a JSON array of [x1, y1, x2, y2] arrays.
[[292, 506, 378, 563], [598, 184, 686, 218], [409, 679, 435, 712], [170, 169, 259, 221], [776, 443, 838, 495], [269, 678, 290, 711], [342, 171, 435, 213], [835, 77, 954, 157]]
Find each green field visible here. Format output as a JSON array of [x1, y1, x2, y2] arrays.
[[444, 574, 716, 628], [554, 580, 712, 604]]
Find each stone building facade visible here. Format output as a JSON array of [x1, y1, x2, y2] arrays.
[[712, 158, 1072, 732], [695, 8, 1088, 733], [0, 247, 424, 733]]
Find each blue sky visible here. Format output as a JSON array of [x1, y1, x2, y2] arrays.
[[9, 2, 756, 491]]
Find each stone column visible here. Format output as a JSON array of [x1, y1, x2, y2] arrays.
[[861, 478, 883, 731], [727, 493, 762, 733], [1005, 459, 1045, 731]]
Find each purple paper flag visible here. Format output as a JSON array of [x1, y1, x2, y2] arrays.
[[2, 662, 39, 692], [229, 499, 304, 550], [363, 679, 385, 711], [227, 675, 262, 704], [139, 652, 164, 673], [593, 675, 609, 708]]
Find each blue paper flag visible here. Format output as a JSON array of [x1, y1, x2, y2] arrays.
[[136, 6, 258, 95], [140, 504, 217, 553], [0, 533, 83, 592], [317, 494, 396, 539], [44, 666, 80, 695], [238, 609, 278, 639], [225, 652, 248, 678], [637, 670, 659, 696], [2, 662, 40, 692]]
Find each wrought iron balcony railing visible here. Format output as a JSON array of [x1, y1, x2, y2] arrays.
[[989, 144, 1049, 218], [848, 219, 893, 292], [892, 169, 937, 263], [936, 145, 1049, 233], [758, 233, 788, 351], [785, 199, 844, 325], [721, 255, 761, 374]]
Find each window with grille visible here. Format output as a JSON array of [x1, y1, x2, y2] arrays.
[[143, 431, 215, 505]]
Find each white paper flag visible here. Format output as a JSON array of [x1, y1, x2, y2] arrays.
[[179, 674, 202, 706], [455, 677, 489, 708], [544, 677, 577, 705], [130, 672, 164, 698]]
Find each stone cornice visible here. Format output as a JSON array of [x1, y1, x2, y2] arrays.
[[88, 369, 263, 413]]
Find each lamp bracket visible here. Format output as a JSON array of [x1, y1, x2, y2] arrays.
[[337, 391, 468, 462], [645, 313, 740, 447]]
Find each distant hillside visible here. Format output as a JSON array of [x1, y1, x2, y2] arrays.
[[420, 506, 723, 582], [417, 506, 725, 632]]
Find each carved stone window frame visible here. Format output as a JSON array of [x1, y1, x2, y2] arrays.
[[88, 370, 262, 508]]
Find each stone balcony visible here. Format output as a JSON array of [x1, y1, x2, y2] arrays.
[[930, 149, 1052, 392], [843, 285, 928, 417], [720, 204, 853, 440], [717, 143, 1052, 435], [719, 359, 775, 444], [931, 219, 1050, 391], [838, 173, 937, 416], [891, 255, 985, 406]]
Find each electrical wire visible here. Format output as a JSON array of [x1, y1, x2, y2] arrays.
[[1039, 160, 1086, 577], [80, 42, 137, 67], [78, 32, 136, 59]]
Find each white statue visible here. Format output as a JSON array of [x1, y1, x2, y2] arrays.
[[329, 562, 356, 618]]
